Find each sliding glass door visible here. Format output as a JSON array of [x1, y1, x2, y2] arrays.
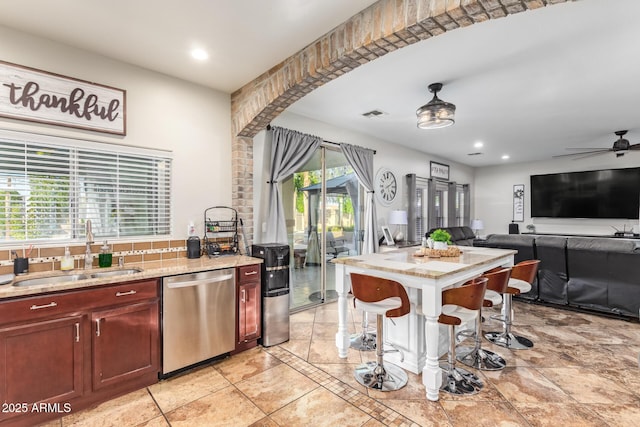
[[284, 146, 362, 312]]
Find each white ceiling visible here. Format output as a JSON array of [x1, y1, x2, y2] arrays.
[[1, 0, 640, 167], [0, 0, 379, 92]]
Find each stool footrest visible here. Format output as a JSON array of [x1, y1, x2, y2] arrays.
[[349, 332, 376, 351]]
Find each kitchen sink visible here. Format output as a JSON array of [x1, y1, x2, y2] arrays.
[[13, 273, 90, 286], [89, 267, 143, 278], [12, 267, 143, 286]]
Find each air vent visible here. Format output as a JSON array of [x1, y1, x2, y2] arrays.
[[467, 152, 483, 156], [362, 110, 386, 118]]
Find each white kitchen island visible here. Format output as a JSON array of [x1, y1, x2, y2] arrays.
[[332, 246, 516, 401]]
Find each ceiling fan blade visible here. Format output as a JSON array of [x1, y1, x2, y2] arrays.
[[552, 149, 611, 158], [630, 143, 640, 150], [570, 151, 613, 161], [564, 147, 611, 150]]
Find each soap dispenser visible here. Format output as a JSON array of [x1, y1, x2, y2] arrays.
[[61, 246, 74, 271], [99, 241, 113, 268]]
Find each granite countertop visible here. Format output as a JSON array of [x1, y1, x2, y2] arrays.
[[331, 246, 516, 279], [0, 255, 263, 300]]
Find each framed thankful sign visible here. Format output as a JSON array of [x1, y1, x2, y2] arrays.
[[0, 60, 126, 135]]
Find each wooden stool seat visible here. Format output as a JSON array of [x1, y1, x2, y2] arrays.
[[355, 297, 403, 315], [350, 273, 410, 391]]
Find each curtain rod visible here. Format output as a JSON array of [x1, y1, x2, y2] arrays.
[[266, 124, 376, 154]]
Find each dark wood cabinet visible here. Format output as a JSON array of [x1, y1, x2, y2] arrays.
[[92, 300, 159, 390], [0, 315, 84, 424], [0, 279, 160, 426], [233, 264, 261, 354]]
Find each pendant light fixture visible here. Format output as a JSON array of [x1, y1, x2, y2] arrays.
[[416, 83, 456, 129]]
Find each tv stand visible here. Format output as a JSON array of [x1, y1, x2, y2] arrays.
[[521, 232, 640, 239]]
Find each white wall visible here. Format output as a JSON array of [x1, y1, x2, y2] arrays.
[[253, 111, 476, 241], [475, 154, 640, 236], [0, 25, 231, 240]]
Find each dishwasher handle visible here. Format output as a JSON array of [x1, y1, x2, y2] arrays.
[[166, 274, 233, 289]]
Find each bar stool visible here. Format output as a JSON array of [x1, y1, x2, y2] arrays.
[[439, 277, 488, 395], [485, 260, 540, 350], [350, 273, 410, 391], [457, 268, 510, 370]]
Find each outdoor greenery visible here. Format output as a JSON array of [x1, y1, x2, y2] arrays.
[[1, 175, 70, 241]]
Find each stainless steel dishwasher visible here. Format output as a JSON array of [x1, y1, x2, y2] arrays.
[[162, 269, 235, 375]]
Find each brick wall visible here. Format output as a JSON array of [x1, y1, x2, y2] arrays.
[[229, 0, 569, 244]]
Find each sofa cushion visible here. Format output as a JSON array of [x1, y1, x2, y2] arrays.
[[534, 236, 568, 305]]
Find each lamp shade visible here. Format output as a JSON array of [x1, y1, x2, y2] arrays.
[[471, 219, 484, 231], [388, 210, 408, 225], [416, 83, 456, 129]]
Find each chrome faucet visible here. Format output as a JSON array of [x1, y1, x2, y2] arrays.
[[84, 220, 94, 269], [86, 219, 94, 243]]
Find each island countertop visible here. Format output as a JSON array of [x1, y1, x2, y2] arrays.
[[331, 246, 517, 279], [0, 255, 263, 300]]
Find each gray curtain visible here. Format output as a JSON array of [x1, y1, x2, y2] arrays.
[[448, 181, 457, 227], [427, 178, 437, 231], [340, 143, 378, 254], [265, 126, 322, 243]]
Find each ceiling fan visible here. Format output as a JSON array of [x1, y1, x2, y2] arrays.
[[554, 130, 640, 160]]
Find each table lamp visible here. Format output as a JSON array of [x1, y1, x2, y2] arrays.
[[471, 219, 484, 238], [389, 210, 408, 242]]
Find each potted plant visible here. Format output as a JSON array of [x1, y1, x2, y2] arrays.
[[429, 229, 451, 250]]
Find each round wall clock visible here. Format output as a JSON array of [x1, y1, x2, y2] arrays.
[[375, 167, 397, 206]]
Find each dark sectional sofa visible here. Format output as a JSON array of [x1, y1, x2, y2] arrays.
[[474, 233, 640, 319], [426, 226, 477, 246]]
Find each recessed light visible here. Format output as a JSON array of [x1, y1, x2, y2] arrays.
[[501, 154, 510, 160], [474, 141, 483, 148], [191, 48, 209, 61]]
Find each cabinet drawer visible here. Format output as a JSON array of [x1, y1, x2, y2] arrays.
[[0, 292, 87, 325], [0, 280, 159, 326], [86, 279, 158, 308], [237, 264, 261, 284]]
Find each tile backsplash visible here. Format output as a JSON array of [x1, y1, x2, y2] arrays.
[[0, 239, 188, 275]]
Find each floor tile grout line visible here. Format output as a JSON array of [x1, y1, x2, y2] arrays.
[[145, 387, 172, 426], [264, 345, 417, 426]]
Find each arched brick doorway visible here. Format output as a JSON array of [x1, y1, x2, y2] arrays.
[[230, 0, 568, 242]]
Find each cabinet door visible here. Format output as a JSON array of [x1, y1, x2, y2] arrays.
[[92, 300, 159, 390], [0, 316, 83, 422], [238, 282, 261, 342]]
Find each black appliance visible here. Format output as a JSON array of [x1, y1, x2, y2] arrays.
[[251, 243, 290, 347], [187, 236, 201, 259], [530, 167, 640, 219], [508, 223, 520, 234]]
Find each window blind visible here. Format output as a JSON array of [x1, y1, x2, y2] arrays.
[[0, 130, 172, 243]]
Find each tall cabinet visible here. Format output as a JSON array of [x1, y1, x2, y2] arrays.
[[233, 264, 261, 354]]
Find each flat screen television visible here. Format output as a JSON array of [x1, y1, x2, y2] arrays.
[[530, 167, 640, 219]]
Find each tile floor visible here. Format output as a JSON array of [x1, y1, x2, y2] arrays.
[[41, 300, 640, 426]]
